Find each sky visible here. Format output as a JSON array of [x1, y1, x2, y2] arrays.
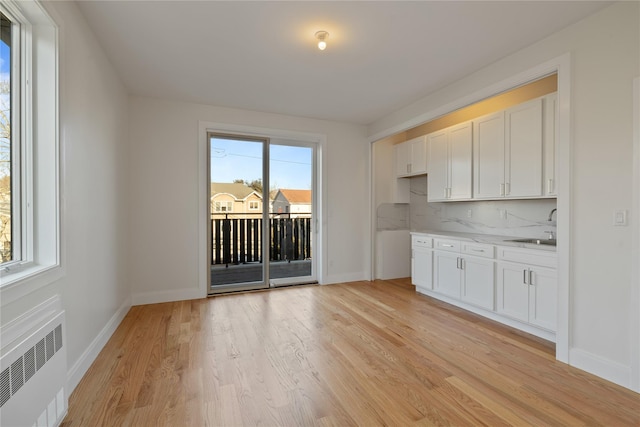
[[210, 137, 312, 190]]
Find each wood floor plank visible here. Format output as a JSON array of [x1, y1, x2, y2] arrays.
[[63, 280, 640, 426]]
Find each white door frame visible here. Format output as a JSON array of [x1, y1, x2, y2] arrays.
[[199, 121, 326, 296], [631, 76, 640, 392]]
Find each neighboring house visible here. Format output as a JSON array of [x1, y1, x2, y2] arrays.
[[210, 182, 262, 216], [272, 189, 312, 217]]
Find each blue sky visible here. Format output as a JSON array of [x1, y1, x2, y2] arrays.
[[210, 137, 312, 190]]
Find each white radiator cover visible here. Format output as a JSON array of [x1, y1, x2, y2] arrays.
[[0, 296, 68, 427]]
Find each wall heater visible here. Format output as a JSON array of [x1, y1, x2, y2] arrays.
[[0, 296, 67, 427]]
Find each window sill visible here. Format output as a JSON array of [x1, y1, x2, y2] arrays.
[[0, 263, 63, 306]]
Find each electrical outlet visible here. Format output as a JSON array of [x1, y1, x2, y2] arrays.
[[467, 209, 472, 218], [613, 210, 628, 226], [499, 209, 507, 219]]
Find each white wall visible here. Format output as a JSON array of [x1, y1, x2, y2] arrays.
[[128, 96, 369, 303], [0, 1, 131, 390], [369, 2, 639, 390]]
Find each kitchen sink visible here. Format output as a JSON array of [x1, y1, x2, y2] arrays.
[[507, 238, 557, 246]]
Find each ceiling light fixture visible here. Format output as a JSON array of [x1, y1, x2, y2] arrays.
[[315, 31, 329, 51]]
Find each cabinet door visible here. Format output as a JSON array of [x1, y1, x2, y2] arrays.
[[412, 248, 433, 290], [433, 251, 461, 298], [427, 130, 449, 201], [496, 262, 529, 322], [395, 142, 410, 177], [528, 266, 557, 331], [543, 93, 557, 197], [448, 122, 473, 200], [410, 137, 428, 175], [505, 98, 543, 197], [473, 112, 505, 199], [461, 256, 495, 310]]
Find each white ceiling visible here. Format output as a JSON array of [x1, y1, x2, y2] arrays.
[[77, 1, 610, 126]]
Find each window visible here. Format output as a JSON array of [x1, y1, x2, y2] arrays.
[[0, 11, 15, 265], [0, 0, 59, 295], [214, 201, 233, 213], [249, 201, 259, 210]]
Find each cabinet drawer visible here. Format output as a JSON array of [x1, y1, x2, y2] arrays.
[[434, 238, 461, 252], [497, 246, 556, 268], [412, 235, 433, 249], [461, 242, 495, 259]]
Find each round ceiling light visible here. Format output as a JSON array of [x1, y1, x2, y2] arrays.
[[315, 31, 329, 51]]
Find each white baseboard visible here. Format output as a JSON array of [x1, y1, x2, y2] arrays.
[[66, 296, 131, 393], [322, 272, 367, 285], [131, 287, 205, 306], [570, 348, 633, 390]]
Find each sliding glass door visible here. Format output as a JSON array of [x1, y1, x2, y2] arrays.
[[208, 134, 315, 294], [269, 142, 314, 287]]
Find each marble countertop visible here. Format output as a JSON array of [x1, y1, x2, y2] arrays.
[[410, 229, 557, 252]]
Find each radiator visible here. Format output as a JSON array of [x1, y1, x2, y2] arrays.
[[0, 296, 67, 427]]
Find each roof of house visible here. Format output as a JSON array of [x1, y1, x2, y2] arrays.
[[211, 182, 261, 200], [277, 189, 311, 204]]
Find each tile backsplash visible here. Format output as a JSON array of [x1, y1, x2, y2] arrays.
[[377, 175, 557, 239], [410, 176, 557, 238]]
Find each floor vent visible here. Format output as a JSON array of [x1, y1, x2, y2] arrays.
[[1, 298, 67, 427]]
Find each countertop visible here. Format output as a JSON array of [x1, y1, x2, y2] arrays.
[[410, 229, 557, 252]]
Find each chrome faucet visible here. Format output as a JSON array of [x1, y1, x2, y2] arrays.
[[548, 208, 557, 222]]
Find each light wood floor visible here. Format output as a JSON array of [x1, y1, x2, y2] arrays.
[[62, 279, 640, 426]]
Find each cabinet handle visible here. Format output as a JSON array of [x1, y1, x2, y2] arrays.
[[444, 188, 448, 198], [500, 183, 505, 196], [471, 248, 484, 252], [505, 182, 510, 195], [460, 258, 464, 270], [529, 270, 534, 285], [442, 244, 454, 248], [523, 269, 528, 284], [547, 178, 554, 193]]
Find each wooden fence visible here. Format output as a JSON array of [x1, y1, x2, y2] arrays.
[[211, 215, 312, 266]]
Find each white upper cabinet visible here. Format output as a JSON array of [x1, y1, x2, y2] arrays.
[[473, 97, 545, 200], [448, 123, 473, 199], [473, 111, 505, 199], [426, 130, 449, 200], [395, 136, 427, 177], [543, 93, 558, 197], [505, 98, 543, 198], [427, 122, 472, 201]]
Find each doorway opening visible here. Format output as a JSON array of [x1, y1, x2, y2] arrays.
[[208, 133, 316, 294]]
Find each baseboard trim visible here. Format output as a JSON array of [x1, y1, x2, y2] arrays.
[[131, 287, 205, 306], [322, 272, 366, 285], [570, 348, 632, 390], [66, 296, 131, 393]]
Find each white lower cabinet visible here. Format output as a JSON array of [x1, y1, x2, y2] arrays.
[[461, 256, 495, 310], [411, 235, 433, 290], [412, 232, 557, 339], [497, 246, 557, 332], [432, 239, 495, 309], [433, 250, 462, 298]]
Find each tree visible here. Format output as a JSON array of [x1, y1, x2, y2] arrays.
[[233, 178, 263, 194]]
